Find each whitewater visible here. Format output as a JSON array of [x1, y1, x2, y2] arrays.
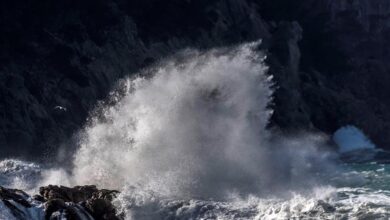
[[1, 42, 390, 219]]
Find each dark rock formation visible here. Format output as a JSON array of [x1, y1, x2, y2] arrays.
[[260, 0, 390, 148], [0, 187, 33, 219], [1, 0, 390, 159], [0, 185, 121, 220], [40, 185, 120, 220]]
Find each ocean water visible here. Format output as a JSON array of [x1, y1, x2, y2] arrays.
[[1, 159, 390, 219], [1, 42, 390, 219]]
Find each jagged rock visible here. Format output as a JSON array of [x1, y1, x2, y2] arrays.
[[0, 185, 121, 220], [39, 185, 120, 220], [39, 185, 119, 202], [0, 187, 38, 219], [45, 199, 66, 219], [40, 185, 95, 202], [85, 198, 118, 220], [0, 187, 31, 208]]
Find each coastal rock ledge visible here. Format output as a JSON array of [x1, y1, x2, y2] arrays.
[[0, 185, 122, 220]]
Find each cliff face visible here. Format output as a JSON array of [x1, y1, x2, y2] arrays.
[[326, 0, 390, 148], [1, 0, 390, 160], [0, 0, 270, 160], [260, 0, 390, 148]]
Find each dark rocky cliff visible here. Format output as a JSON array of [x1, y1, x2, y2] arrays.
[[1, 0, 390, 160], [261, 0, 390, 149]]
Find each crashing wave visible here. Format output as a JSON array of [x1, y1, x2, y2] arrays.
[[71, 41, 336, 200], [2, 42, 390, 219], [0, 159, 41, 191]]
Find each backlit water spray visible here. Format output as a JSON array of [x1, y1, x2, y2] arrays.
[[71, 41, 337, 204]]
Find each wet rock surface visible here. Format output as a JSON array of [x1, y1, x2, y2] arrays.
[[1, 0, 390, 159], [0, 185, 121, 220]]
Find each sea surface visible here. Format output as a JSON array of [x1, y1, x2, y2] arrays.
[[1, 159, 390, 219]]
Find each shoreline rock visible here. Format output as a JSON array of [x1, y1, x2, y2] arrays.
[[0, 185, 122, 220]]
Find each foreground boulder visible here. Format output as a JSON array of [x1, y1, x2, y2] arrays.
[[0, 185, 122, 220]]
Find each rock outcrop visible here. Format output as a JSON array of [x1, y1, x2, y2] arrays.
[[0, 185, 121, 220]]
